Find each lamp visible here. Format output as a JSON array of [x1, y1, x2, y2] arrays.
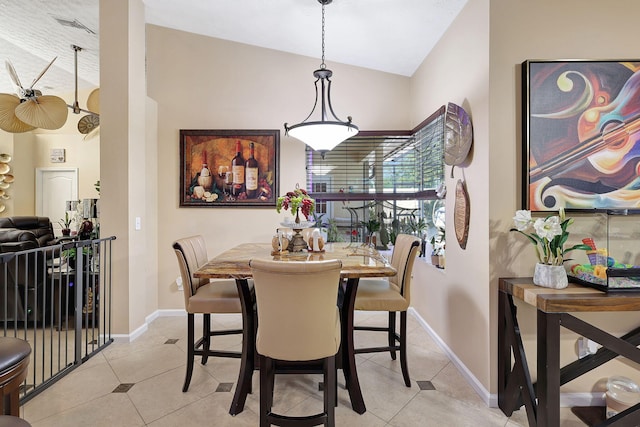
[[284, 0, 358, 157]]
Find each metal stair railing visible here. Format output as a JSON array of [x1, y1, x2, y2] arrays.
[[0, 236, 116, 404]]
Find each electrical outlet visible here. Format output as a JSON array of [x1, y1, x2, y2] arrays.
[[176, 276, 183, 291]]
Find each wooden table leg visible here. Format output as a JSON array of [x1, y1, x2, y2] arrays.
[[341, 277, 366, 414], [537, 311, 561, 427], [229, 278, 255, 416], [498, 291, 537, 425]]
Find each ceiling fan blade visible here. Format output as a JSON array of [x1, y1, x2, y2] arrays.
[[5, 60, 23, 90], [15, 95, 68, 129], [0, 93, 35, 133], [29, 56, 57, 88], [83, 124, 100, 141], [78, 114, 100, 134], [86, 88, 100, 114]]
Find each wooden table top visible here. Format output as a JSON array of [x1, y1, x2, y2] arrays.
[[195, 242, 397, 280], [499, 277, 640, 313]]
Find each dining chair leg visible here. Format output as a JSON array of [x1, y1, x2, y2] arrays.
[[183, 313, 195, 392], [259, 355, 274, 427], [341, 277, 366, 414], [400, 311, 410, 387], [202, 313, 211, 365], [388, 311, 397, 360], [326, 356, 336, 426], [230, 278, 256, 416]]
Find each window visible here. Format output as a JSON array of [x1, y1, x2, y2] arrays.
[[305, 106, 445, 245]]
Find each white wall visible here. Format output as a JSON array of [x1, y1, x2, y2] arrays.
[[489, 0, 640, 394], [145, 24, 412, 310], [409, 0, 491, 392]]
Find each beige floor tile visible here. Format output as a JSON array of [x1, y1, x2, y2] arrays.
[[23, 360, 121, 424], [367, 341, 450, 383], [127, 364, 219, 424], [388, 391, 508, 427], [431, 361, 488, 409], [199, 350, 244, 383], [283, 393, 389, 427], [102, 327, 173, 361], [20, 312, 588, 427], [354, 358, 420, 422], [146, 392, 257, 427], [28, 393, 145, 427], [107, 343, 185, 383], [507, 406, 586, 426]]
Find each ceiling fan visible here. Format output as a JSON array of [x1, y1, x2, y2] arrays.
[[0, 57, 69, 133], [68, 45, 99, 140]]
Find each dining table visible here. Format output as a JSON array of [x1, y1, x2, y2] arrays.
[[193, 241, 397, 416]]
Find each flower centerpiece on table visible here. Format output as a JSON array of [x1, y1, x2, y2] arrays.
[[276, 185, 315, 224], [511, 208, 591, 266]]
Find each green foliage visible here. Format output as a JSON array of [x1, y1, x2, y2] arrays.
[[58, 212, 72, 229], [325, 218, 343, 242], [360, 218, 381, 235], [430, 226, 445, 256], [406, 214, 428, 236]]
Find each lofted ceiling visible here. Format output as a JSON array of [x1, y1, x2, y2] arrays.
[[0, 0, 467, 95]]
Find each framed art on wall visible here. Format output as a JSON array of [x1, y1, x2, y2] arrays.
[[179, 129, 279, 207], [522, 60, 640, 211]]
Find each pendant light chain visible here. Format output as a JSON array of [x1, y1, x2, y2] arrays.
[[320, 1, 326, 69], [283, 0, 359, 154]]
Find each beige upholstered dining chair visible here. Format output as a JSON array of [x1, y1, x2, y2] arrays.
[[173, 235, 249, 392], [353, 233, 421, 387], [249, 259, 342, 427]]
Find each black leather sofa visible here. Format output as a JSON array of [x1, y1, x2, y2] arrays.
[[0, 217, 58, 323]]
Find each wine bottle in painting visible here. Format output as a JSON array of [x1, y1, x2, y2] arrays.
[[245, 142, 259, 198], [231, 140, 245, 197]]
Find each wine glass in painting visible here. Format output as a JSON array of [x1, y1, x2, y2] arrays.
[[218, 165, 229, 196]]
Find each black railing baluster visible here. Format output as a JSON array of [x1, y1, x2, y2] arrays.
[[0, 236, 115, 404]]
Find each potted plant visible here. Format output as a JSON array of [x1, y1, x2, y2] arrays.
[[361, 218, 381, 246], [61, 246, 92, 271], [324, 218, 344, 243], [430, 226, 445, 268], [58, 212, 72, 236], [406, 214, 428, 237], [511, 208, 590, 288]]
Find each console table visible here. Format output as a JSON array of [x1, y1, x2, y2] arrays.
[[498, 277, 640, 426]]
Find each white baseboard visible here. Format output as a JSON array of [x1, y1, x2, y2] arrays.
[[408, 307, 495, 406], [407, 308, 606, 408]]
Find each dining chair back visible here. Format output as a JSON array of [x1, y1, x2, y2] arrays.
[[354, 233, 421, 387], [250, 258, 342, 427], [173, 235, 246, 392]]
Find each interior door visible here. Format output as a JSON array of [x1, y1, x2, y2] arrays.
[[35, 168, 78, 236]]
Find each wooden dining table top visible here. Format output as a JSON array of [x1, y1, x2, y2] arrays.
[[194, 242, 397, 280]]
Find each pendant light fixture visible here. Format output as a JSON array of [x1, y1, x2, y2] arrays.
[[284, 0, 358, 157]]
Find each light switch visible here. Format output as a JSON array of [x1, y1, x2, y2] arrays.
[[135, 217, 141, 230]]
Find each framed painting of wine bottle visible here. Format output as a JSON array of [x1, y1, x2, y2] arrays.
[[521, 59, 640, 212], [179, 129, 279, 207]]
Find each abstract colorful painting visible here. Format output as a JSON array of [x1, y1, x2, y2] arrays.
[[522, 60, 640, 211]]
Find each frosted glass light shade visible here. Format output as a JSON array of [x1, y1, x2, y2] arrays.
[[287, 121, 359, 152]]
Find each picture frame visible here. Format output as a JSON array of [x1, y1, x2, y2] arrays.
[[179, 129, 279, 207], [521, 59, 640, 211]]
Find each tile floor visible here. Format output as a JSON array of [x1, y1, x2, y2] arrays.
[[21, 311, 587, 426]]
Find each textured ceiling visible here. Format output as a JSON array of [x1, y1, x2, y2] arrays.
[[0, 0, 99, 95], [0, 0, 467, 95]]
